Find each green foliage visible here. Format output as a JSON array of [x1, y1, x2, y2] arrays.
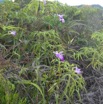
[[32, 30, 64, 64], [1, 0, 103, 104], [48, 60, 85, 103], [12, 60, 85, 104], [0, 74, 26, 104], [73, 31, 103, 69], [17, 79, 46, 104]]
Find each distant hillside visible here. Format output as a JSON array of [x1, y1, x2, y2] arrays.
[[92, 4, 103, 9], [77, 4, 103, 9]]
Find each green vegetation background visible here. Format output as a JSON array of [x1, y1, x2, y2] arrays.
[[0, 0, 103, 104]]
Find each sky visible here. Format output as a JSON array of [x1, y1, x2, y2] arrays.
[[57, 0, 103, 6]]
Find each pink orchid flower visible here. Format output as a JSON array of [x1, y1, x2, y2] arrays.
[[58, 14, 65, 23], [9, 31, 16, 36], [53, 51, 64, 61], [74, 67, 82, 74]]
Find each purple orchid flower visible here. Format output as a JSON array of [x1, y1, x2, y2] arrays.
[[58, 14, 65, 23], [61, 18, 65, 23], [9, 31, 16, 36], [74, 67, 82, 74], [53, 51, 64, 61]]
